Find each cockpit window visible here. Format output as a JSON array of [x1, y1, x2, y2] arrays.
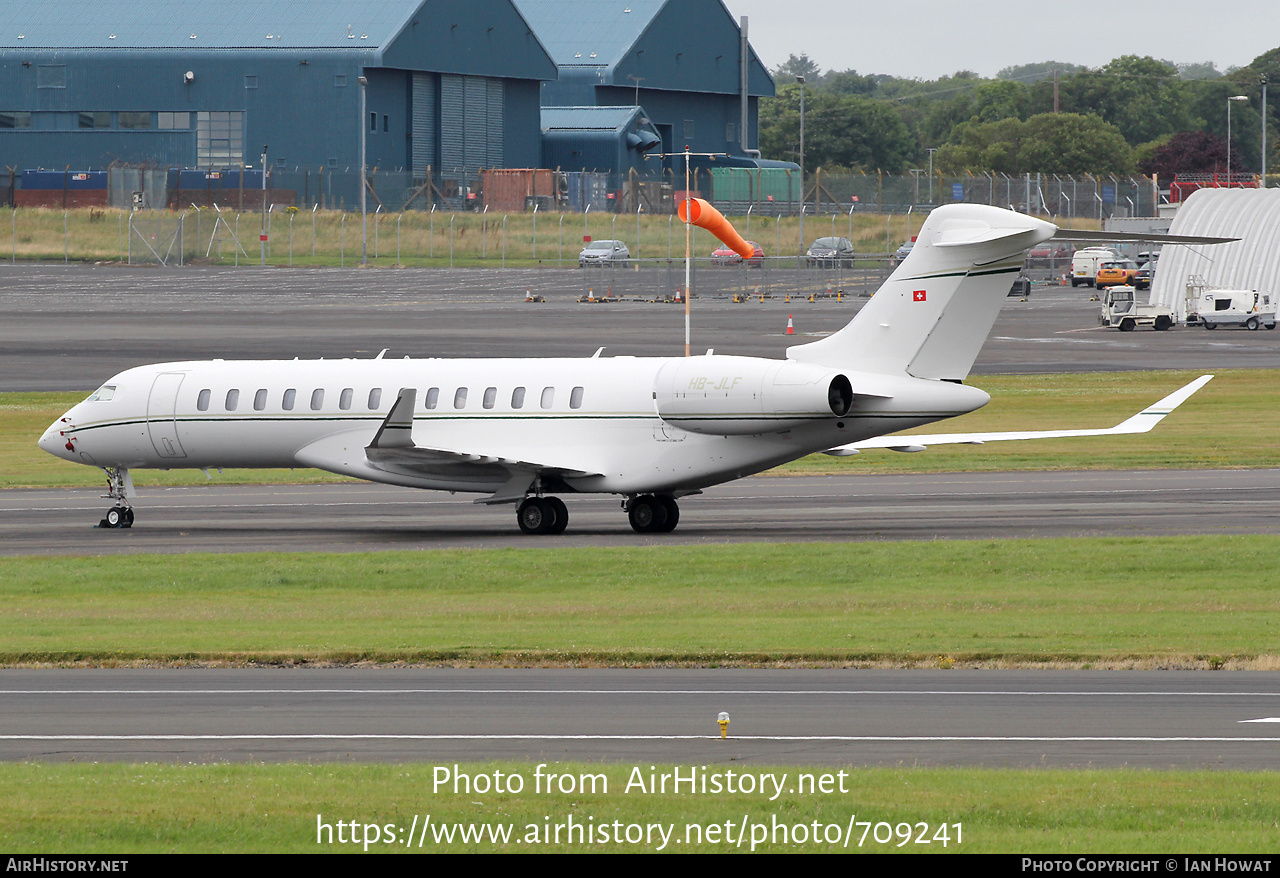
[[86, 385, 117, 402]]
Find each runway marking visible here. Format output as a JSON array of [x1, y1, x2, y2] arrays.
[[5, 688, 1280, 697], [3, 734, 1279, 743]]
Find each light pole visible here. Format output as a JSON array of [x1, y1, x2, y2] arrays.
[[1262, 76, 1269, 188], [358, 74, 369, 266], [259, 145, 267, 265], [926, 148, 937, 204], [797, 75, 805, 258], [1227, 94, 1248, 185]]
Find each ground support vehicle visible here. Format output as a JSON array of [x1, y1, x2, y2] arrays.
[[1184, 279, 1277, 330], [1099, 285, 1176, 331]]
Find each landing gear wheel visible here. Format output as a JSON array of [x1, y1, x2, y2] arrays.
[[517, 497, 565, 535], [544, 497, 568, 535], [655, 495, 680, 532], [100, 506, 132, 529], [627, 495, 670, 534], [517, 498, 553, 535], [1247, 317, 1260, 331]]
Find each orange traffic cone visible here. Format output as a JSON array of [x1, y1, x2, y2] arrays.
[[786, 314, 795, 335]]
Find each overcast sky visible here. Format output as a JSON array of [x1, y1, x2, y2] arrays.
[[722, 0, 1280, 80]]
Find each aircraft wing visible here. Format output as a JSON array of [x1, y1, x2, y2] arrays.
[[1053, 229, 1238, 245], [823, 374, 1212, 456], [295, 388, 605, 503]]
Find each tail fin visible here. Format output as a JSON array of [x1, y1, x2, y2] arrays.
[[788, 205, 1056, 381]]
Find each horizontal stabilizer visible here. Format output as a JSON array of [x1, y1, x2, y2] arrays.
[[823, 375, 1212, 454], [1054, 229, 1239, 246]]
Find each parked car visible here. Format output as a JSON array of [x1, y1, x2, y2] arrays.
[[578, 239, 630, 267], [891, 240, 914, 265], [1134, 260, 1156, 290], [1028, 243, 1075, 266], [1095, 259, 1140, 289], [806, 236, 855, 268], [711, 240, 765, 267]]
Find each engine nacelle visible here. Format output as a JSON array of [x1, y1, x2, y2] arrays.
[[654, 356, 852, 435]]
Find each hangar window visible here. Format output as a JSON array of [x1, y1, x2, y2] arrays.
[[540, 387, 554, 409], [254, 389, 267, 411], [683, 119, 695, 139], [79, 112, 110, 129], [0, 113, 31, 129], [425, 387, 439, 409], [310, 389, 325, 411], [453, 387, 468, 409], [282, 388, 296, 410], [197, 111, 243, 166], [196, 389, 211, 411], [370, 112, 377, 132], [726, 122, 736, 143], [119, 112, 150, 129], [339, 388, 353, 410], [570, 386, 584, 410], [482, 387, 497, 409], [334, 74, 347, 87], [244, 75, 258, 90], [158, 112, 189, 130], [225, 389, 240, 411], [383, 114, 389, 133], [368, 388, 382, 410], [511, 387, 526, 409]]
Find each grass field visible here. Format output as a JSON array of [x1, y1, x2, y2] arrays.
[[2, 536, 1277, 666], [2, 369, 1267, 490], [2, 761, 1278, 853]]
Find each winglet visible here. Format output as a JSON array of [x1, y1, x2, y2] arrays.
[[1110, 374, 1214, 434], [368, 388, 417, 449]]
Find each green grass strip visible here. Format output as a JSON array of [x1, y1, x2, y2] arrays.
[[2, 537, 1278, 666], [1, 762, 1278, 852]]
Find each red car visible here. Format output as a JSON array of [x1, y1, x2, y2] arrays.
[[711, 240, 764, 267]]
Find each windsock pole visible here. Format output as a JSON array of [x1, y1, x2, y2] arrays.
[[684, 146, 692, 357]]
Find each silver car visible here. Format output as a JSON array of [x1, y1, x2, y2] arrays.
[[578, 239, 630, 267]]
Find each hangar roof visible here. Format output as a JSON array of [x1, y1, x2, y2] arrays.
[[0, 0, 417, 48], [513, 0, 773, 96], [542, 106, 642, 132]]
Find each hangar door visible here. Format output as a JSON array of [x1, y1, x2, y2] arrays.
[[439, 75, 505, 174], [411, 73, 438, 177]]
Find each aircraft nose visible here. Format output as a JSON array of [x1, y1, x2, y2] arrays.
[[38, 418, 74, 460]]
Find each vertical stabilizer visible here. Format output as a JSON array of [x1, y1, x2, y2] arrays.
[[788, 205, 1056, 380]]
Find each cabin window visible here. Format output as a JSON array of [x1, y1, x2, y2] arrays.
[[454, 387, 468, 409], [310, 389, 325, 410], [254, 389, 267, 411], [225, 389, 240, 411], [540, 387, 555, 409], [196, 389, 211, 411], [570, 386, 584, 410], [368, 388, 382, 410], [339, 388, 353, 411], [425, 387, 439, 409], [282, 388, 296, 411], [511, 387, 526, 409], [483, 387, 497, 409]]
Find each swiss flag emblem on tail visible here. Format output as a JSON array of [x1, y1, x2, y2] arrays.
[[913, 290, 927, 302]]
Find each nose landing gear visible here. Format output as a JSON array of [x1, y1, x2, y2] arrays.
[[97, 467, 136, 529], [626, 494, 680, 533]]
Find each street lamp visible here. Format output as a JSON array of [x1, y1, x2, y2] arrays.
[[1227, 94, 1248, 185], [797, 75, 805, 259], [1262, 76, 1269, 188], [358, 74, 369, 266]]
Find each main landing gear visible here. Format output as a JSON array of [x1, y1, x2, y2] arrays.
[[626, 494, 679, 534], [97, 467, 135, 529], [517, 496, 568, 535], [513, 493, 683, 535]]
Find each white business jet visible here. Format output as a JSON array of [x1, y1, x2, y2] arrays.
[[39, 204, 1213, 534]]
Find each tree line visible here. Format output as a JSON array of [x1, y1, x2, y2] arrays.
[[759, 50, 1280, 181]]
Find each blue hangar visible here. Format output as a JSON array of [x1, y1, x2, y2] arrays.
[[0, 0, 775, 197]]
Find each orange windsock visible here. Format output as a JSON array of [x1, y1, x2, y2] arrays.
[[678, 198, 754, 261]]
